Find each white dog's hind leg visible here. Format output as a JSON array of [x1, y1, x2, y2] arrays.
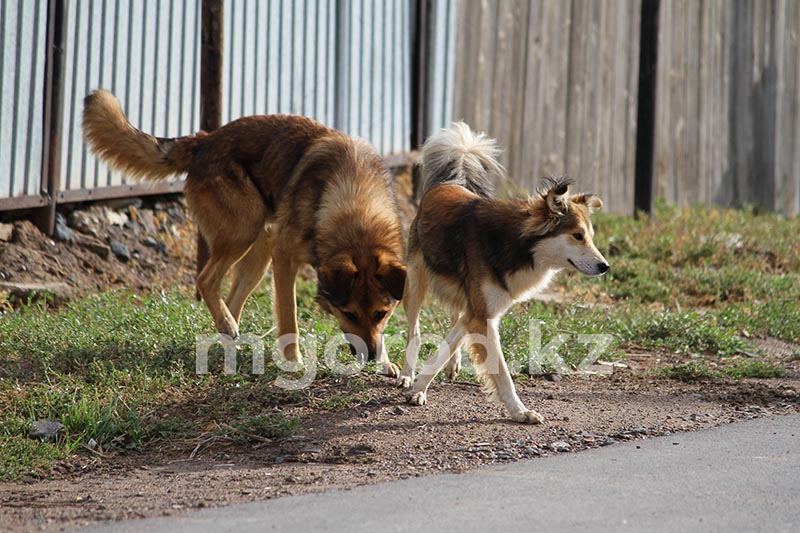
[[443, 312, 464, 380], [407, 317, 467, 405], [398, 256, 428, 388]]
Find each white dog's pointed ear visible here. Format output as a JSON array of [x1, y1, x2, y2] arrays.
[[572, 193, 603, 213], [542, 178, 571, 216]]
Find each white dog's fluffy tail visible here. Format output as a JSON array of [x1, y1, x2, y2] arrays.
[[418, 122, 504, 198]]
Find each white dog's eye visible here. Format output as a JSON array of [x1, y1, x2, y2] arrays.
[[572, 232, 584, 241]]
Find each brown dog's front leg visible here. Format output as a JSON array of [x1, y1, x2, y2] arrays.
[[271, 255, 302, 364]]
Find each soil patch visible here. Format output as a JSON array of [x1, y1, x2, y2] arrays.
[[1, 369, 798, 532], [0, 198, 197, 307]]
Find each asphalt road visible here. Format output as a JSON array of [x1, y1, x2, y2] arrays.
[[77, 414, 800, 533]]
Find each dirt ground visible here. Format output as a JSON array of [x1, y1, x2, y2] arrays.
[[1, 185, 799, 531], [1, 368, 798, 532]]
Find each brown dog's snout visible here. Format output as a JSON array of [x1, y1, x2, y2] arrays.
[[350, 341, 378, 361], [345, 334, 378, 361]]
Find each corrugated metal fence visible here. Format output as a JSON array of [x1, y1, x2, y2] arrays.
[[1, 0, 456, 220], [0, 1, 48, 205]]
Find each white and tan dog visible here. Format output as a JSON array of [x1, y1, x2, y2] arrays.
[[399, 123, 609, 423]]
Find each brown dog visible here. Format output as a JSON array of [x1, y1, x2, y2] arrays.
[[83, 90, 406, 375], [399, 123, 609, 422]]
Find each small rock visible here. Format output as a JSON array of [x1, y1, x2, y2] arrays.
[[68, 210, 101, 236], [392, 406, 407, 415], [600, 437, 616, 446], [73, 233, 111, 259], [53, 213, 74, 242], [347, 445, 375, 456], [167, 206, 184, 222], [0, 222, 15, 242], [109, 239, 131, 262], [550, 441, 571, 453], [105, 210, 129, 227], [544, 373, 562, 382], [124, 220, 140, 236], [143, 236, 159, 248], [136, 209, 158, 235], [87, 438, 98, 450], [0, 281, 74, 304], [29, 420, 65, 441], [300, 448, 321, 455]]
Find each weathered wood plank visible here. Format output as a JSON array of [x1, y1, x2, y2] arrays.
[[453, 0, 800, 215]]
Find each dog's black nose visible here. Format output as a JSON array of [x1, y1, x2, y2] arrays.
[[348, 342, 378, 361], [598, 262, 610, 274]]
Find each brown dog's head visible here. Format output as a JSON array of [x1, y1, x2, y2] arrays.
[[316, 251, 406, 360]]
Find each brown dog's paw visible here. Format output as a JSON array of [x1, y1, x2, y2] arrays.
[[512, 409, 545, 424], [407, 390, 427, 406], [215, 318, 239, 340]]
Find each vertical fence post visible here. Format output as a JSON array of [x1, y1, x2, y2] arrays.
[[34, 0, 68, 236], [197, 0, 223, 299], [633, 0, 660, 217], [411, 0, 429, 150]]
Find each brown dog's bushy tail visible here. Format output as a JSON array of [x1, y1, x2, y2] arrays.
[[82, 89, 203, 181]]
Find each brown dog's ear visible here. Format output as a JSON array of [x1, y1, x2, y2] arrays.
[[317, 258, 358, 307], [376, 259, 407, 301], [572, 193, 603, 213]]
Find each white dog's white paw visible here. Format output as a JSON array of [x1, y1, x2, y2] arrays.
[[397, 375, 413, 389], [407, 390, 427, 406], [511, 409, 545, 425], [377, 361, 400, 378]]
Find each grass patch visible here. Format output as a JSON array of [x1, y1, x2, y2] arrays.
[[720, 360, 787, 379], [659, 359, 786, 382], [658, 363, 717, 382], [1, 203, 797, 480], [229, 411, 299, 441]]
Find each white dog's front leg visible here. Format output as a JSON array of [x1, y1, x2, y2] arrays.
[[485, 321, 544, 424]]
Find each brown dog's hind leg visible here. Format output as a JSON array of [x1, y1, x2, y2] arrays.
[[186, 167, 268, 340], [197, 246, 251, 339], [226, 229, 274, 325]]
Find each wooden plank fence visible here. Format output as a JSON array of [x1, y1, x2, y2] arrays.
[[452, 0, 800, 216]]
